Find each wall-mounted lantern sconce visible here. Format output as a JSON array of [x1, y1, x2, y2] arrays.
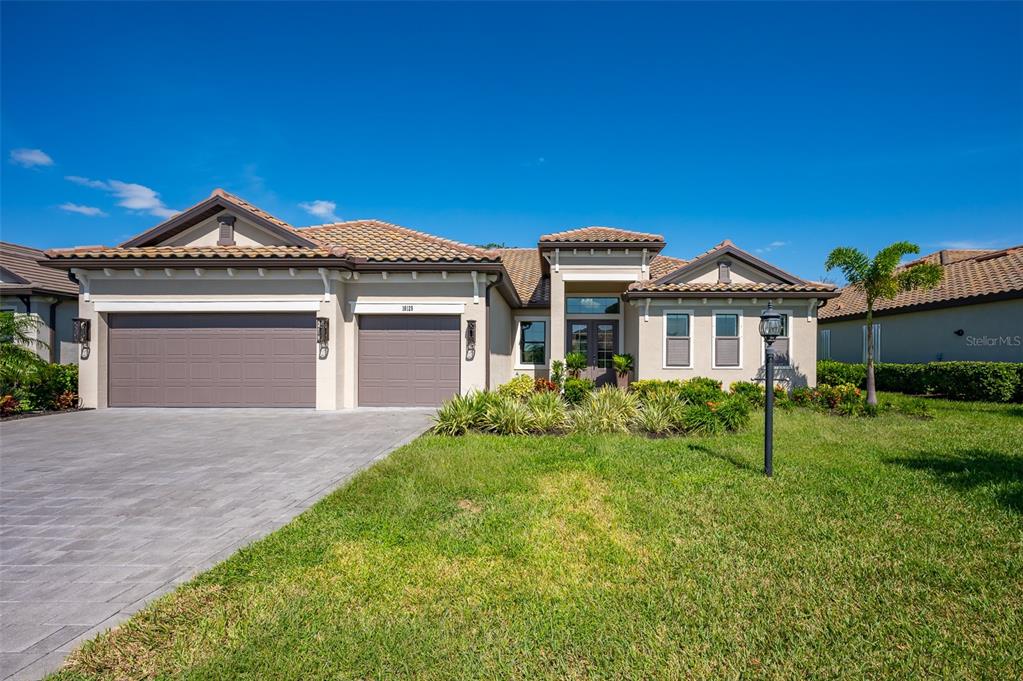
[[465, 320, 477, 361], [72, 318, 91, 360], [316, 317, 329, 359]]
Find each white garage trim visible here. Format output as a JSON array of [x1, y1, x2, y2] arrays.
[[350, 302, 466, 315], [93, 300, 323, 312]]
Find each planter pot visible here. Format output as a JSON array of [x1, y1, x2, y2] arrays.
[[616, 372, 631, 390]]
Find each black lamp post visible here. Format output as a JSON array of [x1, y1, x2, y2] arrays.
[[759, 302, 783, 477]]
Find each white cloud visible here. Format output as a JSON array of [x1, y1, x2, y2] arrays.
[[10, 148, 54, 168], [65, 176, 178, 218], [59, 202, 108, 217], [755, 240, 789, 254], [299, 199, 340, 222]]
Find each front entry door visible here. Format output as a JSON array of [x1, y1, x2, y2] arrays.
[[567, 320, 619, 386]]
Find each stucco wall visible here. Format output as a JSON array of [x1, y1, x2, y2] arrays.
[[820, 298, 1023, 364], [634, 300, 818, 387], [0, 294, 79, 364], [688, 259, 784, 285], [488, 289, 514, 388]]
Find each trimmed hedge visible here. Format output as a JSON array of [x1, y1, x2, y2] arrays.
[[817, 360, 1023, 403]]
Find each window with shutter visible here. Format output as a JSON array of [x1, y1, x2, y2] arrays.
[[663, 312, 692, 368], [774, 313, 790, 366], [713, 312, 741, 368]]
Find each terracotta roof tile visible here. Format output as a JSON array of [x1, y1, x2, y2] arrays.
[[820, 246, 1023, 319], [648, 254, 687, 280], [301, 220, 500, 263], [1, 242, 78, 295], [495, 248, 549, 305], [539, 226, 665, 244], [629, 281, 836, 294], [210, 188, 295, 230]]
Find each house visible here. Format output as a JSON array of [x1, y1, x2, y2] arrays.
[[1, 241, 80, 364], [42, 189, 836, 409], [818, 246, 1023, 364]]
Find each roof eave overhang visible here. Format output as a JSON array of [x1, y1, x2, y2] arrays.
[[42, 256, 357, 269], [623, 290, 838, 300]]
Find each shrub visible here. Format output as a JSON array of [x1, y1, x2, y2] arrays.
[[678, 403, 723, 435], [571, 386, 639, 434], [629, 379, 683, 402], [53, 391, 78, 411], [563, 377, 595, 405], [730, 381, 765, 407], [678, 378, 726, 405], [817, 360, 867, 388], [32, 363, 78, 411], [497, 374, 535, 400], [565, 352, 587, 378], [534, 377, 558, 393], [713, 394, 753, 432], [433, 392, 485, 435], [633, 397, 675, 436], [0, 394, 19, 417], [526, 391, 568, 433], [792, 383, 864, 415], [549, 360, 566, 390], [482, 394, 535, 435], [817, 360, 1022, 403]]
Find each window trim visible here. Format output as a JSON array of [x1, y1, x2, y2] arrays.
[[712, 309, 743, 370], [760, 308, 793, 368], [514, 316, 550, 369], [662, 308, 694, 369]]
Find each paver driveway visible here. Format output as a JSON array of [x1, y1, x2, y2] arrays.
[[0, 408, 433, 680]]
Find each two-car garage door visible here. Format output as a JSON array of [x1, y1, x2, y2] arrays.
[[108, 313, 316, 407], [107, 312, 460, 408]]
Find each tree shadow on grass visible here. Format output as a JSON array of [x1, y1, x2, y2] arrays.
[[686, 443, 760, 474], [884, 449, 1023, 515]]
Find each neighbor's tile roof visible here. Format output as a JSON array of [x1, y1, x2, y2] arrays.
[[539, 226, 665, 244], [301, 220, 499, 263], [630, 281, 836, 294], [45, 245, 348, 260], [820, 246, 1023, 320], [495, 248, 549, 305], [1, 242, 79, 295]]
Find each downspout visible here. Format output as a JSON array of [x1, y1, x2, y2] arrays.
[[49, 300, 59, 363], [484, 272, 503, 391]]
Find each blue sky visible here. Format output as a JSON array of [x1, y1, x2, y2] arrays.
[[2, 2, 1021, 282]]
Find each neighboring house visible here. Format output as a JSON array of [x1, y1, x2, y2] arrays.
[[43, 189, 836, 409], [818, 246, 1023, 364], [1, 241, 80, 364]]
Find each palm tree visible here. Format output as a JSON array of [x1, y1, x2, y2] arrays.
[[825, 242, 943, 405], [0, 311, 46, 394]]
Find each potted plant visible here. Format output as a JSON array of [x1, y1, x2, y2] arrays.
[[565, 351, 587, 379], [612, 353, 634, 389]]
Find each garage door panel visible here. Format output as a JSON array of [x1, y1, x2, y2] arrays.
[[109, 313, 315, 408], [358, 315, 460, 407]]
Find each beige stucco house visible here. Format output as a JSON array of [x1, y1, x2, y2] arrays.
[[819, 246, 1023, 364], [43, 190, 836, 409], [1, 241, 80, 364]]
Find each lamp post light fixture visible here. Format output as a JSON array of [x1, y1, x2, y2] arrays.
[[759, 302, 784, 477]]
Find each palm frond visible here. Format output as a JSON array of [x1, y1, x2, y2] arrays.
[[824, 247, 870, 285]]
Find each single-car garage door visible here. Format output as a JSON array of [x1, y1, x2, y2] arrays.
[[358, 315, 460, 407], [108, 313, 316, 407]]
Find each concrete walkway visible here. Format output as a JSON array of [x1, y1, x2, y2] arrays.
[[0, 408, 433, 680]]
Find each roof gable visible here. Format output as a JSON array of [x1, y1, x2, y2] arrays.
[[120, 189, 319, 249], [651, 240, 807, 286]]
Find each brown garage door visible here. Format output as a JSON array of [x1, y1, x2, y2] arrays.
[[108, 313, 316, 407], [358, 315, 460, 407]]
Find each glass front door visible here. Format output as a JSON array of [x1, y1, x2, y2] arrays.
[[567, 320, 619, 385]]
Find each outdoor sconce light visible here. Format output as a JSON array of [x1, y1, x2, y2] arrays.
[[465, 320, 477, 361], [316, 317, 329, 359], [72, 318, 91, 360], [759, 302, 783, 477]]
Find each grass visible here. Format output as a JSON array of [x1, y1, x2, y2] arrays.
[[54, 398, 1023, 680]]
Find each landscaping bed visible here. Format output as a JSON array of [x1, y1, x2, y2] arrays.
[[51, 398, 1022, 680]]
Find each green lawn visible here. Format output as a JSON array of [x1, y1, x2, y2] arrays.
[[56, 399, 1022, 680]]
